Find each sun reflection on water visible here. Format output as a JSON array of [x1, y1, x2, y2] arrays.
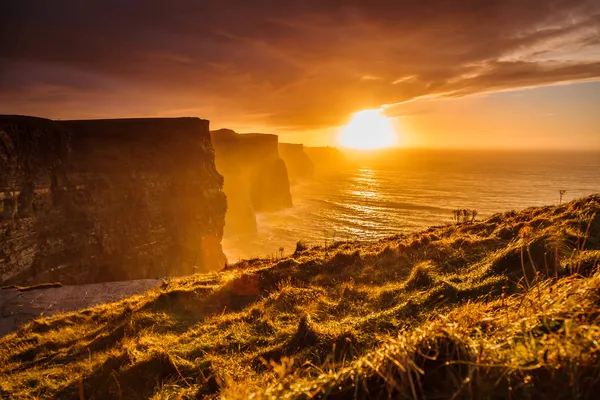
[[223, 151, 600, 262], [350, 190, 378, 198]]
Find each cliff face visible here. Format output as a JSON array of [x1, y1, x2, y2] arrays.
[[0, 116, 226, 285], [304, 146, 348, 172], [278, 143, 314, 182], [210, 129, 293, 235]]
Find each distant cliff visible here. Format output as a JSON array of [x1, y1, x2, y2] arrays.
[[304, 146, 349, 172], [211, 129, 293, 235], [0, 116, 227, 285], [278, 143, 314, 182]]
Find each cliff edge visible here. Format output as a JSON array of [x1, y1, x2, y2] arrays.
[[1, 116, 227, 285], [304, 146, 348, 172], [278, 143, 314, 182], [211, 129, 293, 235]]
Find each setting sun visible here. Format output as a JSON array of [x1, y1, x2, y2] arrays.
[[339, 109, 397, 150]]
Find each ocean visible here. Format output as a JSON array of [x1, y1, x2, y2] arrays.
[[221, 149, 600, 262]]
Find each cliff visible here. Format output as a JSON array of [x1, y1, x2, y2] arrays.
[[0, 116, 227, 285], [210, 129, 293, 235], [278, 143, 314, 182], [304, 146, 348, 172]]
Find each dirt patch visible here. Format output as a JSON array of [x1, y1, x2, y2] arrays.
[[0, 279, 160, 336]]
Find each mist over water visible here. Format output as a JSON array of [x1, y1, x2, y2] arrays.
[[222, 150, 600, 261]]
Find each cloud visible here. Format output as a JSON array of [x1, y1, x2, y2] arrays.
[[1, 0, 599, 129]]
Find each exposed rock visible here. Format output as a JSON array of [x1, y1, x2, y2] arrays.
[[0, 279, 161, 336], [304, 146, 348, 173], [211, 129, 293, 235], [1, 116, 227, 286], [278, 143, 314, 182]]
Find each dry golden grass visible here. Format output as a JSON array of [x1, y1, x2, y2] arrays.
[[1, 195, 599, 399]]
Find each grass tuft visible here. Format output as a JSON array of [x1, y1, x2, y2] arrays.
[[405, 261, 436, 290]]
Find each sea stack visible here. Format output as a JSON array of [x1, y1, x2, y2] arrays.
[[211, 129, 293, 235], [279, 143, 315, 183]]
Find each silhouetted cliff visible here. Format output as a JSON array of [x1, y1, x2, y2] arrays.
[[211, 129, 293, 235], [278, 143, 314, 182], [1, 116, 226, 285], [304, 146, 349, 172]]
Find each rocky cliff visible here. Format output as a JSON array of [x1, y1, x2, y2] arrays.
[[0, 116, 227, 285], [278, 143, 314, 182], [304, 146, 349, 172], [210, 129, 293, 235]]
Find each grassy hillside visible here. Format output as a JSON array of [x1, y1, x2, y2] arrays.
[[1, 195, 600, 399]]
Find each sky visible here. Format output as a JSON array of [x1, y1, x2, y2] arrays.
[[1, 0, 599, 149]]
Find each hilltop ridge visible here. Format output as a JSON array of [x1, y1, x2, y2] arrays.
[[1, 195, 599, 399]]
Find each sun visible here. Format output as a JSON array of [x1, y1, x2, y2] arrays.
[[339, 109, 397, 150]]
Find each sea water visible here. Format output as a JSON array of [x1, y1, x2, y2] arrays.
[[222, 150, 600, 261]]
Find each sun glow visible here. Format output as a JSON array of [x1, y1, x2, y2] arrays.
[[339, 109, 397, 150]]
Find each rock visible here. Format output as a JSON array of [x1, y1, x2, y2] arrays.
[[0, 279, 161, 337], [1, 116, 227, 285], [210, 129, 293, 235], [303, 146, 348, 173], [278, 143, 314, 182]]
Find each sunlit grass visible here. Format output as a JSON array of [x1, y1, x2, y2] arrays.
[[1, 195, 599, 399]]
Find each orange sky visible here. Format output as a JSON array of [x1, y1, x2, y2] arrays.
[[1, 1, 599, 149], [275, 81, 600, 149]]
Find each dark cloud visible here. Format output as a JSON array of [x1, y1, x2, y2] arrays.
[[1, 0, 599, 128]]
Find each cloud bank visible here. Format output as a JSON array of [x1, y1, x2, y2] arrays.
[[1, 0, 599, 128]]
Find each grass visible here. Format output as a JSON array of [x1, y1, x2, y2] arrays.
[[1, 195, 599, 399]]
